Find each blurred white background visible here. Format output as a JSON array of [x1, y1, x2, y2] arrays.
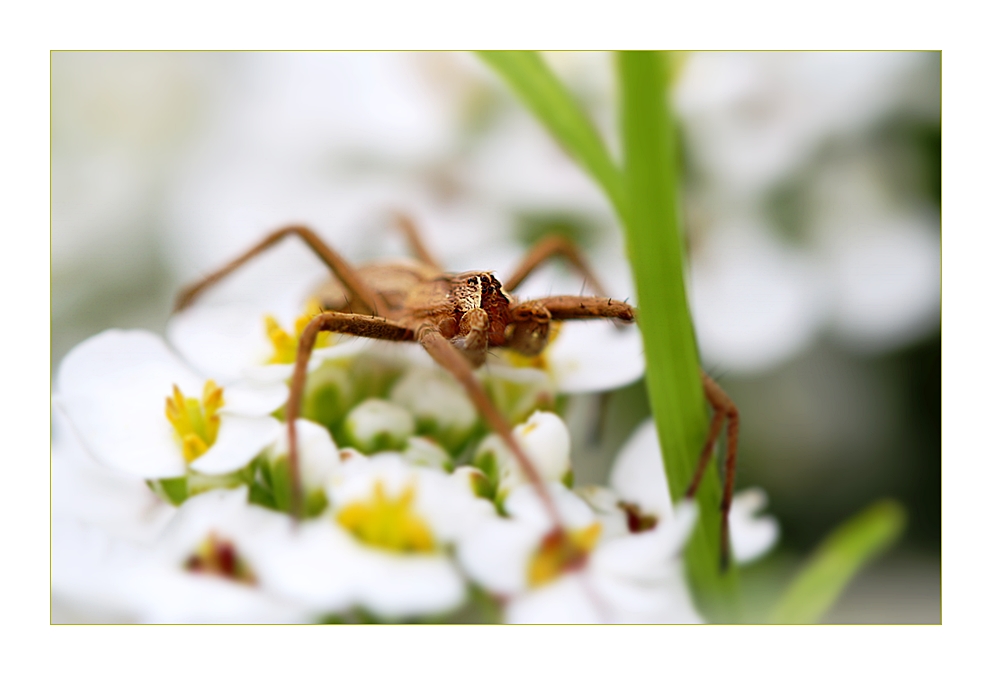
[[51, 51, 940, 622]]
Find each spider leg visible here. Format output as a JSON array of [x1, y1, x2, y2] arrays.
[[418, 326, 566, 531], [684, 371, 739, 573], [393, 212, 443, 271], [454, 307, 490, 367], [502, 234, 608, 297], [286, 312, 415, 517], [174, 224, 384, 316], [521, 295, 636, 322]]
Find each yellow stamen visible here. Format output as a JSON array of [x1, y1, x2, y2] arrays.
[[336, 480, 435, 553], [165, 380, 225, 464], [264, 298, 335, 365], [528, 522, 602, 587]]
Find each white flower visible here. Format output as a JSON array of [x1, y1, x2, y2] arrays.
[[255, 418, 342, 516], [269, 419, 340, 491], [458, 483, 702, 624], [54, 488, 312, 623], [168, 291, 369, 387], [389, 366, 478, 449], [52, 404, 177, 546], [674, 52, 935, 197], [403, 436, 453, 471], [475, 410, 572, 502], [689, 218, 827, 373], [728, 487, 780, 564], [343, 398, 415, 453], [674, 52, 940, 370], [261, 453, 497, 620], [488, 320, 644, 396], [587, 419, 779, 565], [55, 329, 285, 481]]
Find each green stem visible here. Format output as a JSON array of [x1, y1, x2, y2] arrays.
[[478, 49, 740, 621], [617, 51, 740, 622]]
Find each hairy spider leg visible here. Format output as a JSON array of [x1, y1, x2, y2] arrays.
[[287, 312, 416, 517], [502, 234, 609, 297], [393, 212, 443, 271], [173, 224, 385, 317], [683, 371, 739, 573], [529, 295, 637, 322]]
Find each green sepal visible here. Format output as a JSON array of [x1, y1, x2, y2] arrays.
[[269, 453, 293, 513], [248, 480, 278, 510], [409, 419, 475, 457], [304, 489, 329, 518], [473, 449, 500, 492], [187, 469, 250, 497], [343, 428, 408, 455], [248, 457, 278, 510], [349, 353, 406, 401], [562, 469, 574, 489], [482, 372, 555, 426], [464, 467, 495, 502], [148, 476, 188, 506], [301, 361, 355, 431], [266, 452, 328, 518]]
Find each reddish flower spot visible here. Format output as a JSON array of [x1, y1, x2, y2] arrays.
[[619, 501, 658, 533]]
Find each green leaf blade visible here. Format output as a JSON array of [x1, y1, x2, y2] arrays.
[[480, 49, 741, 621], [476, 51, 627, 221], [617, 50, 740, 622], [770, 499, 907, 624]]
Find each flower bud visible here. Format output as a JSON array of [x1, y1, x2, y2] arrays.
[[475, 411, 572, 503], [389, 368, 478, 451], [343, 398, 415, 453]]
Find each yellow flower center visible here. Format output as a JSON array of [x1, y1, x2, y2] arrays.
[[184, 532, 257, 585], [506, 321, 563, 370], [527, 522, 602, 587], [336, 480, 435, 554], [165, 380, 225, 464], [265, 298, 334, 365]]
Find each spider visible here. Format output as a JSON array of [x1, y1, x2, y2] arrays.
[[174, 215, 738, 569]]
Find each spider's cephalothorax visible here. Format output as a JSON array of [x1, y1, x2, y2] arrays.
[[444, 271, 512, 365]]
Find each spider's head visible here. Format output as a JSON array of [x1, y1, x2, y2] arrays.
[[449, 271, 512, 347], [478, 272, 512, 346]]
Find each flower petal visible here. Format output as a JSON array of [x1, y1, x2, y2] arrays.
[[592, 500, 698, 580], [189, 414, 281, 475], [269, 419, 340, 491], [608, 420, 675, 522], [504, 575, 602, 624], [457, 517, 542, 596], [167, 302, 274, 383], [548, 321, 645, 394], [242, 519, 359, 614], [587, 564, 704, 624], [169, 299, 372, 385], [503, 482, 598, 532], [729, 487, 780, 564], [221, 381, 289, 416], [56, 330, 203, 478], [52, 404, 177, 544], [355, 550, 466, 619]]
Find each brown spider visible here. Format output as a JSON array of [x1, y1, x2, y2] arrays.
[[174, 215, 738, 569]]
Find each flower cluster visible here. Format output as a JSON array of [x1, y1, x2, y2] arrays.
[[53, 287, 777, 623]]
